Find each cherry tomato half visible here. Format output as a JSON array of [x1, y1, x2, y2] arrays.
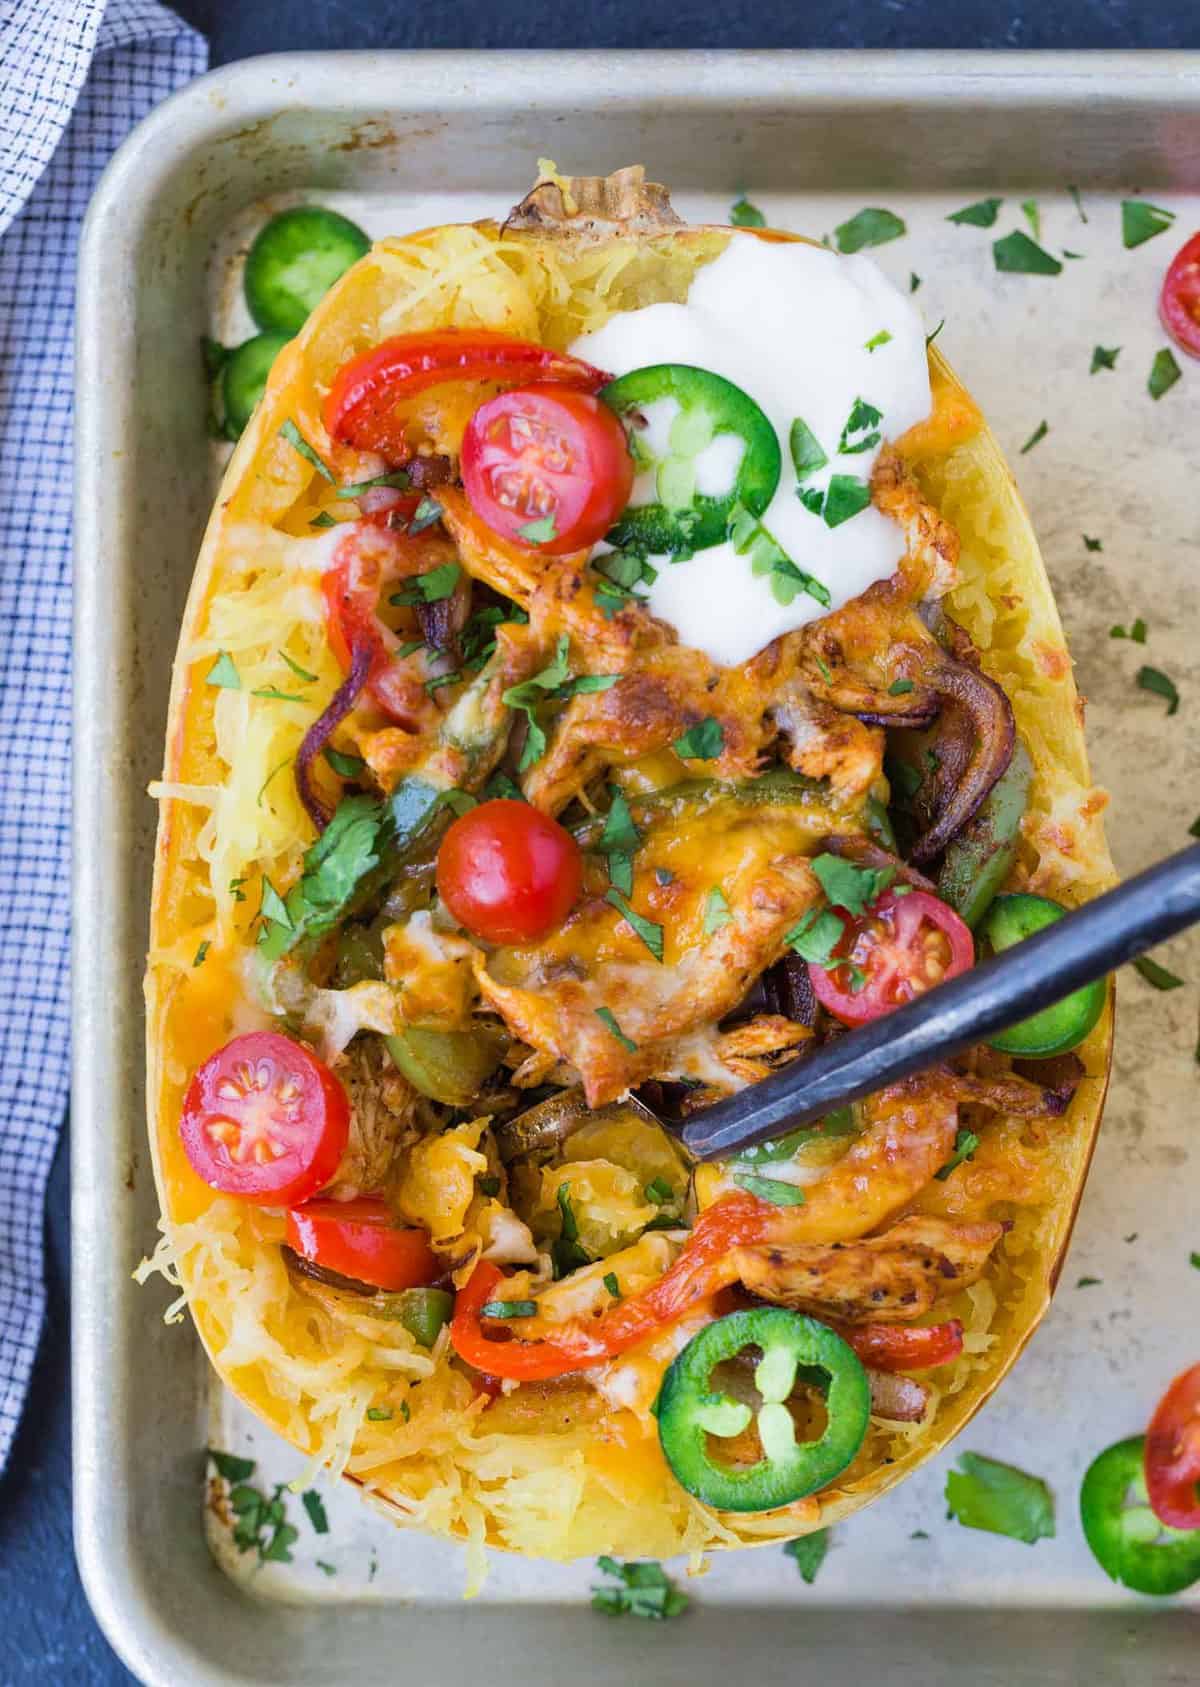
[[460, 385, 634, 555], [436, 798, 582, 944], [286, 1196, 438, 1291], [809, 888, 974, 1027], [1160, 232, 1200, 360], [180, 1031, 349, 1204], [1145, 1362, 1200, 1530]]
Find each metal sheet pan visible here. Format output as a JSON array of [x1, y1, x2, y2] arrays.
[[73, 49, 1200, 1687]]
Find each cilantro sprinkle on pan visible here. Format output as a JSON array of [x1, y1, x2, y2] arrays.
[[1083, 535, 1103, 552], [1137, 665, 1179, 715], [592, 1556, 688, 1620], [1068, 185, 1088, 223], [1148, 348, 1182, 400], [947, 197, 1003, 228], [945, 1453, 1055, 1545], [1021, 198, 1041, 238], [729, 195, 766, 228], [1131, 955, 1184, 991], [993, 231, 1063, 276], [1019, 420, 1049, 454], [1121, 198, 1175, 249], [834, 207, 906, 253], [1090, 345, 1120, 373], [1109, 618, 1146, 642], [783, 1528, 829, 1584]]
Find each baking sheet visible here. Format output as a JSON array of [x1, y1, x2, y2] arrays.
[[72, 51, 1200, 1687], [203, 180, 1200, 1610]]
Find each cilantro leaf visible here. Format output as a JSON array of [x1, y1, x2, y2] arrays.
[[1137, 665, 1179, 715], [703, 885, 732, 934], [1131, 955, 1184, 991], [324, 746, 366, 778], [595, 1006, 637, 1053], [309, 511, 338, 529], [733, 1173, 807, 1206], [947, 197, 1003, 228], [334, 468, 411, 500], [301, 1490, 330, 1534], [517, 513, 558, 545], [1076, 1276, 1103, 1288], [407, 496, 443, 535], [1069, 185, 1088, 223], [728, 501, 831, 605], [209, 1449, 256, 1484], [888, 678, 914, 695], [604, 1271, 621, 1298], [1110, 618, 1146, 642], [480, 1299, 538, 1319], [591, 1557, 689, 1621], [599, 788, 640, 857], [810, 852, 894, 916], [789, 417, 828, 483], [390, 561, 461, 605], [783, 1528, 829, 1583], [644, 1177, 674, 1206], [935, 1128, 981, 1180], [1121, 199, 1175, 249], [673, 717, 725, 761], [193, 940, 210, 967], [837, 396, 883, 455], [1020, 420, 1049, 454], [1090, 345, 1120, 373], [945, 1453, 1055, 1545], [785, 906, 845, 966], [205, 651, 241, 690], [279, 419, 334, 482], [1083, 535, 1103, 552], [259, 876, 293, 930], [730, 196, 766, 228], [1021, 198, 1041, 238], [909, 272, 922, 293], [864, 329, 892, 353], [993, 232, 1063, 276], [366, 1407, 393, 1422], [834, 208, 906, 253], [606, 888, 665, 961], [552, 1182, 591, 1278], [822, 475, 872, 527], [1148, 348, 1182, 400]]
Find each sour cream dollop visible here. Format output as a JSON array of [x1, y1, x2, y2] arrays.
[[570, 235, 931, 667]]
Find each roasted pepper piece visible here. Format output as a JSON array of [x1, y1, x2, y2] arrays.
[[384, 1025, 505, 1108], [980, 892, 1106, 1057], [937, 740, 1032, 928]]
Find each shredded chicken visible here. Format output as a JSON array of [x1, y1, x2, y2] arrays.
[[734, 1214, 1004, 1323], [322, 1037, 421, 1200]]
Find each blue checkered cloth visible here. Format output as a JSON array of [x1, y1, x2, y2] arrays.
[[0, 0, 206, 1467]]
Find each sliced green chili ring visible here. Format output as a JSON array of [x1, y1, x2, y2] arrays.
[[938, 742, 1032, 928], [1081, 1436, 1200, 1597], [221, 332, 291, 437], [656, 1307, 871, 1512], [244, 206, 371, 335], [980, 892, 1106, 1057], [385, 1026, 506, 1108], [600, 364, 781, 554], [366, 1287, 454, 1349]]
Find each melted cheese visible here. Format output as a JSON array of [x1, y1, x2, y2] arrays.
[[571, 235, 931, 666]]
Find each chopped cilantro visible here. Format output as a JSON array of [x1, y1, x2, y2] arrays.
[[279, 419, 334, 482], [366, 1406, 393, 1422], [324, 746, 366, 778], [316, 1561, 337, 1577], [591, 1556, 688, 1620], [483, 770, 524, 802], [947, 197, 1003, 228], [595, 1006, 637, 1052], [644, 1177, 674, 1206], [1190, 1252, 1200, 1271], [228, 876, 247, 903], [729, 501, 830, 605], [278, 650, 318, 685], [785, 906, 846, 966], [1076, 1276, 1102, 1288], [205, 650, 241, 690], [888, 678, 915, 695], [502, 634, 572, 772], [1090, 345, 1120, 373], [945, 1453, 1055, 1545], [1020, 420, 1049, 454], [822, 475, 872, 528], [1131, 955, 1184, 991], [1068, 185, 1088, 223], [1110, 618, 1146, 642], [925, 319, 945, 347], [259, 876, 293, 930], [993, 231, 1063, 275], [552, 1182, 591, 1278], [209, 1449, 256, 1483], [1148, 348, 1182, 400], [334, 468, 411, 499], [192, 939, 210, 967], [837, 396, 883, 456], [815, 653, 833, 684], [251, 686, 306, 703], [407, 495, 444, 535], [209, 1451, 300, 1565], [309, 511, 338, 529], [604, 1272, 621, 1299], [1083, 535, 1103, 552], [810, 852, 893, 916], [389, 560, 461, 605], [789, 416, 828, 483], [480, 1299, 538, 1319], [909, 272, 922, 293], [1137, 665, 1179, 715], [673, 717, 726, 760], [935, 1128, 980, 1181], [517, 513, 558, 545], [1121, 199, 1175, 249], [301, 1490, 329, 1535], [834, 208, 906, 253], [733, 1173, 807, 1206], [783, 1528, 829, 1583], [864, 329, 892, 353], [703, 885, 733, 935], [606, 888, 664, 961], [570, 673, 619, 694], [1021, 198, 1041, 238], [730, 195, 766, 228]]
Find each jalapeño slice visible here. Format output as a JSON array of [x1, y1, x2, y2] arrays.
[[656, 1307, 870, 1512], [245, 206, 371, 335], [1081, 1436, 1200, 1598], [980, 892, 1106, 1057], [600, 365, 781, 555], [221, 332, 290, 438]]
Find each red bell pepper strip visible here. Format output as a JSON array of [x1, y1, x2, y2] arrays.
[[325, 330, 611, 458], [836, 1318, 965, 1373]]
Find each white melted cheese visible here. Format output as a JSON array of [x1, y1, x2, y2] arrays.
[[571, 235, 931, 667]]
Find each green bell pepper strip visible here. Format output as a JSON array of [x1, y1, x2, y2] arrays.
[[600, 365, 781, 555], [385, 1026, 506, 1108], [1081, 1436, 1200, 1597], [656, 1307, 871, 1512], [244, 206, 371, 335], [220, 332, 291, 438], [980, 892, 1106, 1057], [937, 741, 1033, 928], [365, 1287, 455, 1349]]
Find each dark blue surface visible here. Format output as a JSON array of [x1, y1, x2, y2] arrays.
[[15, 8, 1195, 1684]]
